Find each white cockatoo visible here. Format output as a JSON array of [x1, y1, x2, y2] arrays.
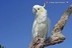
[[32, 4, 50, 39]]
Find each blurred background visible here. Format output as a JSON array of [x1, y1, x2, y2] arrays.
[[0, 0, 72, 48]]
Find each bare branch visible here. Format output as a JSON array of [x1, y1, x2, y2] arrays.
[[29, 5, 72, 48], [44, 5, 72, 46]]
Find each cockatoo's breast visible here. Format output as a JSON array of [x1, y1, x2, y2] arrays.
[[32, 15, 49, 39]]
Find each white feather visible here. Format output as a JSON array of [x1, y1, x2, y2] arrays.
[[32, 5, 50, 39]]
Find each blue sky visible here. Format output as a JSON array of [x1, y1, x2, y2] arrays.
[[0, 0, 72, 48]]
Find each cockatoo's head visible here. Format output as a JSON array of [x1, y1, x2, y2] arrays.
[[32, 4, 47, 16]]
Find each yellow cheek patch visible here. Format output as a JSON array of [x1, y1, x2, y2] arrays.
[[40, 9, 44, 12]]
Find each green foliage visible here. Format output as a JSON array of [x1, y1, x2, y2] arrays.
[[0, 45, 4, 48]]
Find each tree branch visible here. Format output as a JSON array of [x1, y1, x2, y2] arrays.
[[29, 5, 72, 48]]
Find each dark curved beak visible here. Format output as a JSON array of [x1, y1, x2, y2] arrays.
[[33, 8, 37, 13]]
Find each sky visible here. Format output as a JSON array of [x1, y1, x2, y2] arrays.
[[0, 0, 72, 48]]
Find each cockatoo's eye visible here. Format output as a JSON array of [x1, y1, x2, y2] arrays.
[[38, 8, 40, 10]]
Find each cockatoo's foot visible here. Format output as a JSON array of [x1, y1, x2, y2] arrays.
[[50, 32, 65, 44], [32, 37, 45, 45], [36, 37, 45, 44], [31, 37, 45, 48], [35, 38, 45, 48]]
